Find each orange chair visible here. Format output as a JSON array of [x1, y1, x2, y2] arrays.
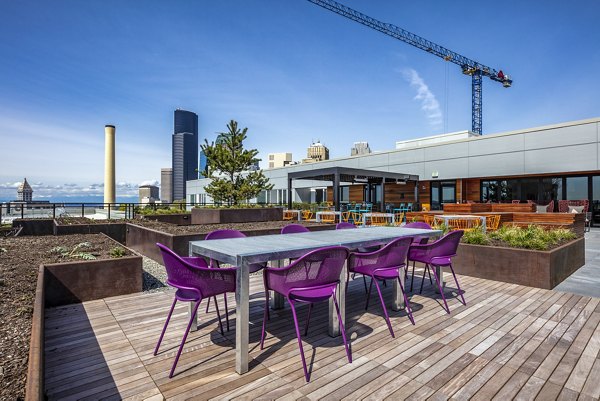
[[370, 213, 389, 226], [485, 215, 501, 231], [320, 212, 336, 224], [352, 212, 364, 226], [301, 210, 313, 220], [423, 214, 436, 226], [394, 212, 405, 226], [341, 211, 351, 222], [283, 210, 294, 221], [447, 217, 481, 232]]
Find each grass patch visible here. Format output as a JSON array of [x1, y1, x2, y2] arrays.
[[461, 225, 577, 250]]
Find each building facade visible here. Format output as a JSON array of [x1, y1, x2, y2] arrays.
[[17, 178, 33, 202], [188, 117, 600, 224], [267, 152, 293, 169], [351, 141, 372, 156], [172, 109, 198, 201], [138, 185, 159, 204], [160, 168, 173, 204], [303, 141, 329, 163]]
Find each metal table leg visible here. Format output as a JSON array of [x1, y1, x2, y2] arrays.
[[329, 261, 346, 337], [392, 268, 406, 311], [435, 265, 446, 293], [235, 261, 250, 374]]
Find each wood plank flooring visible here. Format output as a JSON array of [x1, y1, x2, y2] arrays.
[[45, 269, 600, 400]]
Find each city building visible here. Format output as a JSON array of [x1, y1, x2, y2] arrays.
[[188, 117, 600, 225], [16, 178, 33, 202], [267, 152, 293, 169], [160, 168, 173, 204], [199, 150, 208, 177], [172, 109, 198, 201], [139, 184, 159, 204], [303, 141, 329, 163], [351, 141, 372, 156]]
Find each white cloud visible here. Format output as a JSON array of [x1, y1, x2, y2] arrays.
[[402, 68, 443, 128], [139, 180, 159, 187]]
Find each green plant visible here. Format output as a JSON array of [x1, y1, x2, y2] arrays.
[[49, 242, 97, 260], [432, 223, 450, 235], [461, 227, 490, 245], [201, 120, 274, 205], [109, 247, 127, 258], [485, 225, 577, 250]]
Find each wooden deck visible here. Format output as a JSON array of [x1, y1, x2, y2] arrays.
[[44, 269, 600, 400]]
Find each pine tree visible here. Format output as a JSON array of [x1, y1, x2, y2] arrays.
[[201, 120, 273, 206]]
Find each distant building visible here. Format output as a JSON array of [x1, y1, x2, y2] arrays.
[[199, 150, 208, 176], [172, 109, 198, 202], [303, 141, 329, 163], [267, 152, 293, 169], [161, 168, 173, 203], [17, 178, 33, 202], [351, 141, 372, 156], [139, 185, 159, 204]]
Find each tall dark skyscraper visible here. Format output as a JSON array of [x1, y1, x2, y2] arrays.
[[172, 109, 198, 201]]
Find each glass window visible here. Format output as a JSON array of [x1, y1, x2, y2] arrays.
[[541, 177, 562, 202], [566, 177, 588, 200], [340, 186, 350, 202], [521, 178, 539, 202]]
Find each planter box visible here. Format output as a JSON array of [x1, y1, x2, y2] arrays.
[[25, 235, 142, 400], [141, 213, 191, 225], [53, 220, 127, 243], [126, 222, 335, 263], [453, 237, 585, 289], [191, 207, 283, 224], [443, 203, 492, 213], [12, 219, 54, 235], [491, 203, 536, 213]]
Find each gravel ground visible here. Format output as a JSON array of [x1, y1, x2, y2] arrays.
[[142, 256, 167, 292]]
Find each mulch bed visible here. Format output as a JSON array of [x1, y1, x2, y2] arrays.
[[128, 219, 326, 235], [0, 234, 132, 400]]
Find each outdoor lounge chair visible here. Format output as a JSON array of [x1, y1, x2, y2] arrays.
[[260, 246, 351, 382], [155, 243, 236, 378]]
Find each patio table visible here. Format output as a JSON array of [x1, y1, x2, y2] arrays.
[[315, 210, 341, 222], [361, 212, 395, 227], [189, 226, 441, 374], [284, 209, 302, 221], [434, 214, 487, 233]]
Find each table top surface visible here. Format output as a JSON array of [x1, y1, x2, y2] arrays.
[[190, 226, 441, 266]]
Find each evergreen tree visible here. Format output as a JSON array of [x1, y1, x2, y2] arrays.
[[201, 120, 273, 205]]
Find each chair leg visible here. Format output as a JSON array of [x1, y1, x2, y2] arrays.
[[289, 299, 310, 382], [304, 303, 313, 336], [169, 300, 200, 378], [365, 277, 374, 310], [430, 265, 450, 314], [372, 278, 394, 337], [332, 289, 352, 363], [427, 267, 433, 284], [362, 275, 368, 294], [154, 298, 177, 356], [223, 294, 230, 331], [410, 261, 416, 292], [205, 296, 211, 313], [213, 295, 224, 335], [397, 275, 415, 325], [448, 263, 466, 305], [419, 264, 429, 294]]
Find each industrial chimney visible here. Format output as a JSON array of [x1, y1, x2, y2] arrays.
[[104, 125, 116, 205]]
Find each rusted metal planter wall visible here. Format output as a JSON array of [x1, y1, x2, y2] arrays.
[[191, 207, 283, 224], [53, 220, 127, 243], [12, 219, 55, 235], [453, 237, 585, 289], [140, 213, 192, 225]]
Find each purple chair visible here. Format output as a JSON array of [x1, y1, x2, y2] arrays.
[[404, 221, 433, 286], [407, 230, 465, 313], [281, 224, 310, 234], [336, 222, 356, 230], [404, 222, 432, 230], [347, 237, 414, 337], [204, 229, 265, 329], [260, 246, 351, 382], [154, 243, 236, 378]]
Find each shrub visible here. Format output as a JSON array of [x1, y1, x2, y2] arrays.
[[486, 225, 576, 250], [49, 242, 97, 260], [109, 247, 127, 258], [461, 227, 490, 245]]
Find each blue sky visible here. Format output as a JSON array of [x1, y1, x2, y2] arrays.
[[1, 0, 599, 199]]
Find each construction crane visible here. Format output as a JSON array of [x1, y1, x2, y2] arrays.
[[307, 0, 512, 134]]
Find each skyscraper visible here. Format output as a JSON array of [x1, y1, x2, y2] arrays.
[[172, 109, 198, 201], [161, 168, 173, 203]]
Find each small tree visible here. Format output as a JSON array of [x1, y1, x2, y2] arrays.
[[201, 120, 273, 206]]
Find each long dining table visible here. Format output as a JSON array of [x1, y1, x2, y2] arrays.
[[189, 226, 441, 375]]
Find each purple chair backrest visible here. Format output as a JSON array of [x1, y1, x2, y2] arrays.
[[205, 229, 246, 240], [428, 230, 464, 259], [281, 224, 310, 234], [268, 246, 349, 295], [336, 222, 356, 230], [156, 243, 235, 298], [349, 237, 413, 269], [404, 222, 432, 230]]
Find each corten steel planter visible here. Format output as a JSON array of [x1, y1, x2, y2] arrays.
[[53, 220, 127, 243], [191, 207, 283, 224], [125, 222, 336, 263], [453, 237, 585, 289], [25, 235, 142, 400], [12, 219, 55, 236], [141, 213, 191, 225]]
